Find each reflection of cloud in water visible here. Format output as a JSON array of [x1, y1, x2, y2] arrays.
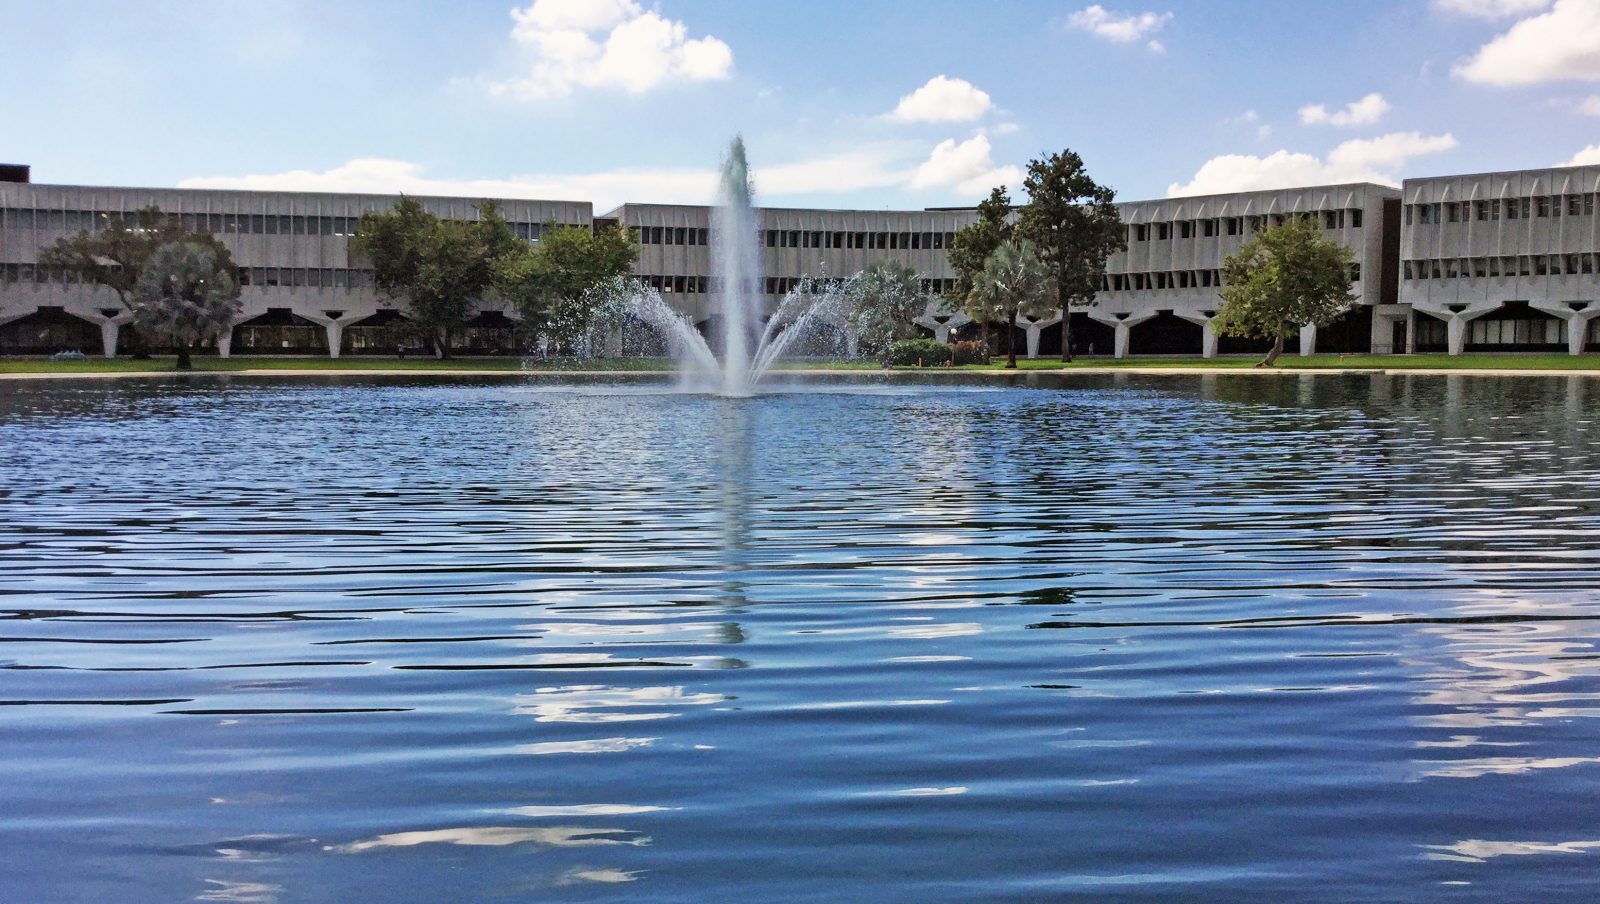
[[504, 804, 671, 817], [1413, 755, 1600, 779], [884, 655, 971, 663], [198, 880, 282, 903], [1422, 838, 1600, 863], [330, 826, 649, 853], [514, 685, 723, 723], [890, 786, 967, 796], [515, 737, 657, 755], [561, 868, 642, 884]]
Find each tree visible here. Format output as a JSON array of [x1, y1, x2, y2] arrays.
[[948, 186, 1013, 355], [1017, 150, 1125, 362], [496, 222, 638, 351], [1213, 216, 1356, 366], [351, 198, 518, 358], [39, 206, 237, 357], [131, 242, 241, 370], [974, 238, 1056, 369], [845, 260, 927, 353]]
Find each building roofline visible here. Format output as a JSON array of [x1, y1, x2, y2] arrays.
[[1401, 162, 1600, 184], [3, 180, 592, 208]]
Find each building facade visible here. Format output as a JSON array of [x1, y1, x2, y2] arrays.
[[2, 163, 1598, 358], [0, 178, 590, 356], [1400, 165, 1600, 355]]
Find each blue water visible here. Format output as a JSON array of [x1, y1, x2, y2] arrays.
[[2, 372, 1599, 902]]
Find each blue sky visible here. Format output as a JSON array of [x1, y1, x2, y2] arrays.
[[3, 0, 1597, 209]]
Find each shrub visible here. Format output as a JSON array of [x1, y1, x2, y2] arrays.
[[883, 337, 953, 367], [952, 340, 988, 365]]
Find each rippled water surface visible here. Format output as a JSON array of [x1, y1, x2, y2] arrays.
[[3, 372, 1600, 902]]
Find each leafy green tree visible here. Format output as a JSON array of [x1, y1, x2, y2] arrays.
[[845, 260, 927, 353], [131, 242, 241, 370], [1017, 150, 1125, 362], [351, 198, 518, 358], [948, 186, 1013, 354], [1214, 216, 1356, 366], [974, 238, 1056, 369], [39, 206, 237, 357], [496, 222, 638, 350]]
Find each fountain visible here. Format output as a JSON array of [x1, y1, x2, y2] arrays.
[[607, 137, 859, 396]]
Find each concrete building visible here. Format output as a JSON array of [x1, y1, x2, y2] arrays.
[[1080, 183, 1403, 358], [1400, 165, 1600, 355], [2, 162, 1598, 358], [0, 173, 590, 356], [603, 203, 976, 341]]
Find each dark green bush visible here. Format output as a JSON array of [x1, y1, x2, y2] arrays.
[[952, 340, 988, 365], [884, 338, 953, 367]]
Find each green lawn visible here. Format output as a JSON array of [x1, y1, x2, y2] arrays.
[[4, 353, 1600, 375]]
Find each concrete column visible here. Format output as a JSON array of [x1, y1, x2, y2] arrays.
[[1025, 324, 1041, 359], [1567, 314, 1590, 356], [1113, 322, 1132, 359], [1446, 316, 1466, 356], [1201, 320, 1218, 359], [217, 331, 233, 358], [1298, 323, 1317, 357], [99, 320, 120, 358], [1406, 312, 1417, 355], [325, 321, 344, 359], [933, 324, 951, 342]]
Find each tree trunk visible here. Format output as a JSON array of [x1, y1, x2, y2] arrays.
[[175, 344, 193, 371], [435, 331, 450, 360], [1004, 305, 1018, 369], [1060, 301, 1073, 363], [980, 321, 991, 362], [1257, 332, 1285, 367]]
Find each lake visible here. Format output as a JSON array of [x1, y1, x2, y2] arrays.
[[2, 372, 1598, 902]]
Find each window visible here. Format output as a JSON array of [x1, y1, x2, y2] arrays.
[[1226, 217, 1241, 236], [1350, 262, 1362, 282], [1350, 208, 1362, 229], [1132, 224, 1148, 242], [1475, 201, 1488, 221], [1405, 205, 1414, 226], [1324, 211, 1342, 229], [1446, 203, 1460, 223], [1203, 218, 1217, 237], [1156, 222, 1170, 240], [1537, 197, 1551, 217]]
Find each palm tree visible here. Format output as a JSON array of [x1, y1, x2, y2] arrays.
[[974, 238, 1056, 368]]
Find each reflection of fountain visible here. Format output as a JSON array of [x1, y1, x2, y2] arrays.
[[609, 137, 857, 396]]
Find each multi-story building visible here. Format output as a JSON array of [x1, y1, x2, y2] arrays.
[[2, 162, 1598, 358], [1096, 183, 1403, 358], [604, 203, 975, 335], [0, 172, 590, 356], [1400, 165, 1600, 355]]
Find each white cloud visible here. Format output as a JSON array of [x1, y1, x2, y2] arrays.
[[1299, 92, 1391, 126], [909, 135, 1023, 195], [1066, 6, 1172, 48], [178, 140, 1015, 210], [1167, 131, 1458, 196], [1454, 0, 1600, 85], [483, 0, 733, 100], [887, 76, 993, 123], [992, 122, 1022, 135], [1582, 95, 1600, 115], [1562, 144, 1600, 165], [1433, 0, 1551, 18]]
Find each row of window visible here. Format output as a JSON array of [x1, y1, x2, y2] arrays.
[[0, 262, 379, 289], [1103, 263, 1362, 292], [1403, 253, 1600, 280], [1414, 316, 1582, 347], [0, 208, 556, 240], [640, 275, 953, 296], [1408, 194, 1599, 225], [633, 225, 961, 251], [1129, 209, 1364, 242]]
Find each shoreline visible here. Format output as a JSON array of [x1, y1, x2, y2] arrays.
[[7, 365, 1600, 381]]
